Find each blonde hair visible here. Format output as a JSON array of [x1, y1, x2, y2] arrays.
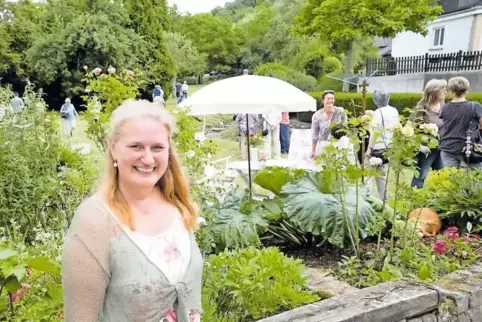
[[447, 76, 470, 97], [100, 99, 197, 231], [417, 79, 447, 109]]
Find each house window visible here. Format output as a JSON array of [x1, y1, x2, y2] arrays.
[[433, 27, 445, 47]]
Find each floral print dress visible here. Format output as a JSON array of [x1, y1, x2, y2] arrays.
[[124, 215, 201, 322]]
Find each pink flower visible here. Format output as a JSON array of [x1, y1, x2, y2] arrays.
[[433, 241, 446, 255], [463, 235, 471, 243], [444, 226, 458, 234], [471, 234, 480, 239], [165, 308, 177, 322], [163, 243, 181, 263], [448, 233, 460, 240], [126, 70, 135, 77], [190, 311, 200, 322], [11, 283, 30, 302]]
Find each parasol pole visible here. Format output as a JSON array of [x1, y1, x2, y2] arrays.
[[246, 114, 253, 198]]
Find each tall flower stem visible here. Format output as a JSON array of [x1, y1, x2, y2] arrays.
[[389, 171, 401, 261]]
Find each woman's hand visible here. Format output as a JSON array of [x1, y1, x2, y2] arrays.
[[310, 151, 316, 159], [365, 147, 372, 157]]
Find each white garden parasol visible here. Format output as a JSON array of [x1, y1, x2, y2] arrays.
[[178, 74, 316, 115], [178, 74, 317, 194]]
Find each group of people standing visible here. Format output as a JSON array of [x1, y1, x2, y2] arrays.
[[310, 76, 482, 200], [175, 81, 189, 104], [234, 110, 290, 160]]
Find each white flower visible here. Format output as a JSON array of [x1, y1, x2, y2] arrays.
[[197, 217, 206, 225], [364, 110, 374, 116], [419, 145, 431, 154], [369, 157, 383, 166], [83, 65, 88, 70], [186, 150, 195, 159], [203, 165, 217, 179], [92, 67, 102, 76], [400, 124, 415, 137], [107, 65, 116, 74], [85, 87, 91, 93], [389, 122, 402, 130], [361, 114, 372, 123], [420, 123, 439, 136]]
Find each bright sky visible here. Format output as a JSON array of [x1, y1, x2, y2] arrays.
[[168, 0, 231, 14]]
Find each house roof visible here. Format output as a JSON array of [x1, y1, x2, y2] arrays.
[[441, 0, 482, 15]]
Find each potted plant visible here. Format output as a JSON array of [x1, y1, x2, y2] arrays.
[[247, 135, 264, 161]]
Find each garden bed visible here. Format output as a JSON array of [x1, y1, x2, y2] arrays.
[[257, 261, 482, 322]]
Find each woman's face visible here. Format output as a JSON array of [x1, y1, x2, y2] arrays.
[[323, 93, 335, 108], [110, 117, 170, 190], [435, 88, 446, 103]]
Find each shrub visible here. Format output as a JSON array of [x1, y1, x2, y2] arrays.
[[0, 85, 97, 242], [317, 72, 343, 93], [202, 247, 319, 321], [323, 56, 342, 75], [254, 62, 318, 91]]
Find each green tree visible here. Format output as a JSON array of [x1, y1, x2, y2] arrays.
[[27, 13, 147, 94], [166, 31, 207, 83], [295, 0, 442, 91], [176, 14, 244, 72], [124, 0, 175, 92]]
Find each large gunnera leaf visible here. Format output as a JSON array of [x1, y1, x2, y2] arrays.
[[212, 208, 269, 251], [281, 173, 377, 247], [254, 166, 306, 196]]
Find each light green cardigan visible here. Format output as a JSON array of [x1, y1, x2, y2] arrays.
[[62, 197, 203, 322]]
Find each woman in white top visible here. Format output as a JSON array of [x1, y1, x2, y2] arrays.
[[366, 89, 400, 200], [62, 100, 202, 322], [262, 108, 282, 159]]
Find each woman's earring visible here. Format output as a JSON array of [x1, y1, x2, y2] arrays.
[[113, 160, 118, 167]]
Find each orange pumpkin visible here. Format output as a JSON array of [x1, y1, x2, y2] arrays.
[[408, 208, 441, 237]]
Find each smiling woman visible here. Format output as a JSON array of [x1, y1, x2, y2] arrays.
[[62, 100, 203, 322]]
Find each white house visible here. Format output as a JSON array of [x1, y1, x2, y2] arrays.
[[392, 0, 482, 57]]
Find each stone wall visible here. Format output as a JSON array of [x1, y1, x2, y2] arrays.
[[257, 263, 482, 322], [366, 71, 482, 93]]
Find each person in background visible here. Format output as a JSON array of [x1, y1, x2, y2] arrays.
[[60, 98, 79, 137], [311, 90, 347, 158], [410, 79, 447, 188], [10, 92, 24, 113], [280, 112, 290, 154], [175, 81, 182, 103], [262, 108, 282, 159], [62, 100, 202, 322], [234, 113, 258, 159], [438, 76, 482, 169], [366, 89, 400, 201], [153, 85, 164, 101], [182, 81, 189, 99]]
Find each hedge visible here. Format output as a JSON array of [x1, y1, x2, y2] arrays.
[[297, 92, 482, 123]]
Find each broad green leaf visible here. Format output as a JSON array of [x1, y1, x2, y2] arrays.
[[4, 275, 21, 293], [28, 257, 59, 274], [8, 264, 26, 281], [281, 172, 377, 247], [0, 249, 18, 260], [46, 284, 63, 303], [212, 208, 269, 250], [418, 264, 430, 281], [254, 166, 306, 196]]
